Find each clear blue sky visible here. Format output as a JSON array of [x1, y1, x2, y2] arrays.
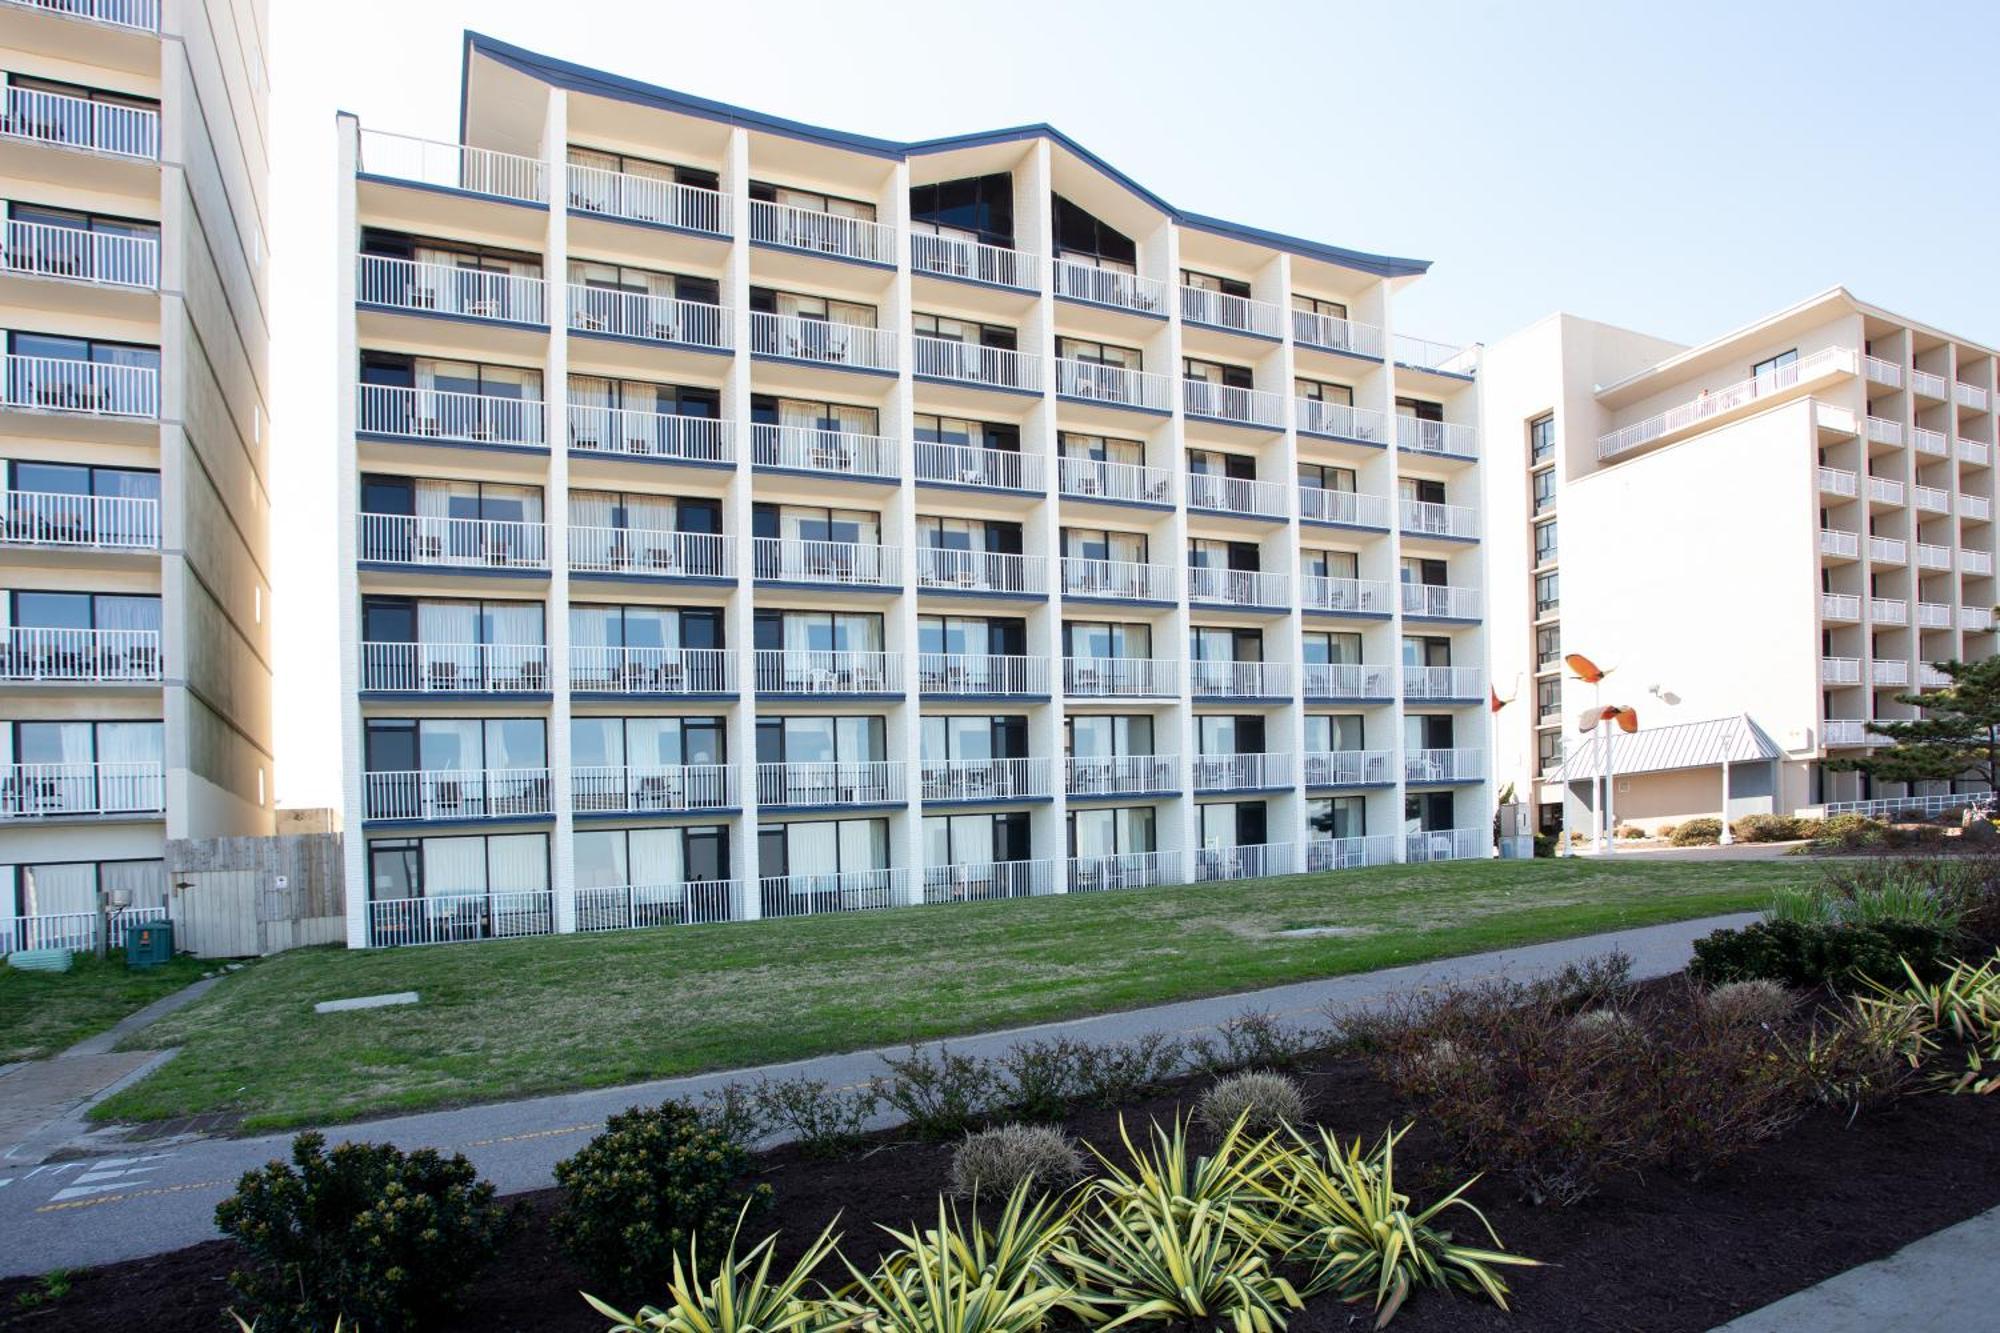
[[268, 0, 2000, 804]]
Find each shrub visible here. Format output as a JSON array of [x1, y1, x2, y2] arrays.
[[1733, 814, 1804, 843], [1567, 1008, 1643, 1044], [1670, 817, 1723, 847], [1703, 979, 1797, 1027], [1688, 918, 1955, 989], [1527, 950, 1634, 1009], [583, 1216, 847, 1333], [948, 1123, 1085, 1198], [874, 1045, 1000, 1141], [1616, 824, 1647, 840], [1656, 823, 1678, 841], [1817, 813, 1889, 849], [998, 1037, 1094, 1122], [554, 1100, 768, 1297], [1189, 1007, 1313, 1073], [750, 1076, 879, 1159], [1194, 1071, 1309, 1137], [1532, 832, 1556, 858], [848, 1186, 1078, 1333], [1073, 1031, 1188, 1106], [699, 1082, 771, 1144], [1784, 996, 1930, 1114], [214, 1131, 509, 1333], [1885, 950, 2000, 1095]]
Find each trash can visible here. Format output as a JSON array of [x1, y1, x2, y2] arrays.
[[125, 919, 173, 969]]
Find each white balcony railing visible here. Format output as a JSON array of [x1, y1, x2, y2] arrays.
[[760, 867, 910, 919], [1863, 355, 1903, 388], [754, 423, 897, 480], [1190, 658, 1293, 697], [2, 906, 165, 955], [568, 527, 733, 580], [918, 652, 1047, 696], [361, 641, 549, 693], [1307, 834, 1398, 871], [909, 233, 1038, 290], [358, 129, 546, 203], [1961, 494, 1992, 521], [1304, 750, 1395, 787], [1063, 657, 1178, 697], [1962, 606, 1994, 631], [1400, 498, 1480, 540], [367, 891, 554, 947], [1820, 592, 1860, 620], [753, 537, 900, 587], [571, 645, 735, 695], [1180, 285, 1283, 338], [1819, 528, 1860, 559], [1292, 310, 1384, 358], [1596, 345, 1857, 459], [1911, 368, 1948, 399], [1403, 665, 1485, 699], [1400, 582, 1481, 619], [1818, 466, 1858, 496], [1183, 378, 1286, 428], [912, 335, 1038, 390], [1822, 656, 1861, 685], [1394, 336, 1478, 375], [754, 649, 900, 695], [1061, 556, 1175, 602], [1188, 565, 1291, 607], [1, 217, 157, 288], [1193, 752, 1292, 792], [1963, 549, 1994, 575], [566, 163, 728, 235], [1052, 259, 1168, 314], [1868, 535, 1907, 564], [920, 756, 1051, 802], [1065, 754, 1178, 797], [1298, 486, 1392, 529], [915, 442, 1042, 492], [363, 768, 552, 821], [1918, 601, 1953, 628], [569, 404, 733, 464], [1866, 417, 1903, 446], [1395, 415, 1479, 459], [1919, 664, 1951, 688], [1912, 426, 1948, 456], [568, 285, 729, 349], [1822, 719, 1870, 747], [2, 625, 160, 681], [1404, 827, 1487, 862], [1194, 841, 1294, 882], [1058, 455, 1173, 506], [1871, 597, 1909, 626], [358, 254, 546, 323], [756, 760, 906, 807], [1186, 472, 1289, 517], [0, 84, 157, 159], [1299, 575, 1392, 615], [0, 760, 163, 819], [1957, 438, 1991, 467], [1296, 398, 1389, 443], [1067, 849, 1180, 893], [750, 312, 894, 369], [917, 547, 1047, 595], [1054, 357, 1166, 409], [572, 763, 738, 814], [2, 490, 158, 550], [1873, 658, 1910, 686], [749, 199, 897, 264], [1867, 475, 1905, 505], [5, 0, 160, 31], [576, 881, 736, 932], [1955, 381, 1990, 411], [2, 353, 156, 418], [1405, 748, 1484, 783], [921, 858, 1057, 905], [358, 513, 548, 570], [1914, 485, 1950, 513], [360, 384, 545, 448], [1302, 661, 1394, 699]]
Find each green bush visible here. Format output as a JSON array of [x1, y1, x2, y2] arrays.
[[214, 1131, 509, 1333], [1533, 832, 1556, 858], [1617, 825, 1647, 840], [873, 1044, 1000, 1140], [1688, 918, 1955, 990], [1670, 817, 1723, 847], [1733, 814, 1805, 844], [1818, 814, 1888, 849], [553, 1100, 769, 1297]]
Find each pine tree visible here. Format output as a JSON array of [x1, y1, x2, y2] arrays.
[[1835, 657, 2000, 791]]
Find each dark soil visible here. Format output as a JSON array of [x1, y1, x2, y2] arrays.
[[5, 1046, 1998, 1333]]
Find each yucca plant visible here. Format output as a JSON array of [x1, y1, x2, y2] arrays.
[[841, 1184, 1078, 1333], [1277, 1124, 1537, 1330], [872, 1178, 1079, 1293], [1881, 952, 2000, 1094], [1085, 1112, 1286, 1233], [583, 1210, 855, 1333]]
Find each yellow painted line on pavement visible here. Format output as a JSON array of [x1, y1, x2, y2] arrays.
[[36, 1179, 231, 1213], [464, 1121, 602, 1148]]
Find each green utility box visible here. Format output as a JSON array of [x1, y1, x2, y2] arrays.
[[125, 919, 173, 969]]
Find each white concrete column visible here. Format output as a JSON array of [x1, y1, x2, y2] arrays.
[[720, 126, 760, 919], [1160, 221, 1195, 880], [1021, 139, 1066, 887], [333, 113, 369, 948], [1273, 254, 1311, 865], [1376, 277, 1411, 862], [542, 90, 577, 934], [887, 157, 925, 906]]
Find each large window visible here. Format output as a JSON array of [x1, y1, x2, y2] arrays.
[[1062, 526, 1149, 563], [3, 719, 162, 817], [1302, 630, 1364, 665], [1063, 620, 1152, 660], [4, 859, 163, 919], [1403, 635, 1451, 667], [1190, 625, 1263, 664], [1529, 414, 1555, 464], [919, 615, 1026, 658], [1302, 548, 1359, 580], [1308, 796, 1365, 840], [1751, 348, 1799, 381], [1198, 800, 1268, 849], [1184, 357, 1253, 389], [7, 588, 159, 632], [1060, 432, 1144, 466], [1534, 519, 1559, 566], [1537, 730, 1563, 774], [572, 374, 717, 419], [1065, 714, 1155, 759], [756, 715, 887, 765], [1197, 714, 1266, 757], [758, 818, 890, 884], [1067, 805, 1156, 857], [1057, 336, 1141, 371], [915, 413, 1019, 453], [1536, 625, 1562, 668], [567, 146, 716, 193], [910, 173, 1014, 247], [750, 181, 876, 221], [1532, 468, 1557, 515], [748, 286, 877, 328], [1051, 195, 1136, 269], [573, 825, 730, 920], [1535, 676, 1561, 717], [1305, 714, 1366, 752], [1296, 378, 1354, 407], [915, 312, 1017, 350], [364, 833, 548, 907], [1536, 571, 1560, 616]]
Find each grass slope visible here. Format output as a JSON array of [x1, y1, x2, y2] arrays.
[[0, 953, 214, 1063]]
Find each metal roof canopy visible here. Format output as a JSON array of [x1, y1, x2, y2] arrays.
[[1553, 714, 1781, 783]]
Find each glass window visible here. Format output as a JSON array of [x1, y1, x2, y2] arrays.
[[1529, 414, 1555, 463]]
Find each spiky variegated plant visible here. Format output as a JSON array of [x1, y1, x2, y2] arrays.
[[840, 1183, 1080, 1333], [1876, 951, 2000, 1094], [583, 1208, 855, 1333]]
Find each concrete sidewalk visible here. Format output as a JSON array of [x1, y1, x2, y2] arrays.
[[1712, 1205, 2000, 1332]]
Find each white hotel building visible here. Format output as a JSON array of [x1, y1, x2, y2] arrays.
[[0, 0, 272, 948], [334, 32, 1490, 948], [1486, 288, 1998, 834]]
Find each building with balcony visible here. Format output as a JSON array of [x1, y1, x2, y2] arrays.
[[333, 31, 1492, 947], [1485, 288, 1998, 836], [1, 0, 272, 938]]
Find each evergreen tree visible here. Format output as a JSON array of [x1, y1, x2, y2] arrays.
[[1835, 657, 2000, 792]]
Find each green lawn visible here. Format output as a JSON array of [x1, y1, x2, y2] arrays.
[[93, 857, 1813, 1130], [0, 953, 215, 1063]]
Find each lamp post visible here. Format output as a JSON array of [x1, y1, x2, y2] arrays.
[[1567, 653, 1636, 854]]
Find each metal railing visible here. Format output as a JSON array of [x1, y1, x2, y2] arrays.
[[1910, 368, 1948, 399], [1912, 425, 1947, 456], [3, 0, 160, 31], [358, 129, 546, 203], [917, 547, 1047, 595], [361, 641, 549, 693], [363, 768, 553, 821], [1307, 834, 1397, 870], [1873, 658, 1910, 686], [1395, 416, 1479, 458], [1, 217, 156, 288], [910, 233, 1038, 290], [1296, 399, 1388, 443], [754, 423, 898, 479], [1400, 582, 1481, 619], [1871, 597, 1909, 626], [759, 867, 908, 919], [1067, 850, 1180, 893], [749, 199, 897, 264], [1183, 378, 1286, 428], [1962, 606, 1994, 631], [1400, 498, 1480, 540], [366, 891, 554, 948], [576, 881, 737, 932], [1821, 592, 1860, 620], [1302, 662, 1394, 698], [1963, 549, 1994, 575], [1304, 750, 1395, 787], [1958, 438, 1991, 467], [1868, 535, 1906, 564], [1194, 841, 1294, 882], [1866, 475, 1905, 505], [3, 906, 167, 955], [913, 335, 1038, 390], [570, 645, 735, 694], [0, 84, 157, 159], [1405, 748, 1484, 783], [1065, 754, 1178, 796], [358, 513, 548, 570], [569, 404, 732, 463], [1913, 485, 1949, 513], [1299, 487, 1391, 528], [2, 489, 157, 549], [1058, 455, 1172, 505], [1061, 556, 1175, 601], [1190, 658, 1292, 697], [0, 760, 163, 818], [918, 652, 1046, 696], [1393, 336, 1478, 375], [360, 384, 544, 447], [1918, 664, 1952, 688], [920, 756, 1051, 802], [1597, 345, 1857, 459], [1820, 791, 1991, 820], [1180, 285, 1282, 337], [1862, 355, 1903, 388], [753, 537, 900, 587], [567, 527, 734, 579], [1063, 656, 1178, 697], [1961, 494, 1992, 520], [572, 763, 737, 814], [915, 442, 1041, 491], [1300, 574, 1392, 614], [1818, 466, 1857, 495], [1821, 656, 1861, 685], [921, 858, 1056, 904], [1918, 601, 1954, 628], [567, 285, 729, 349], [1055, 358, 1169, 410], [1292, 310, 1384, 357], [751, 312, 894, 369], [1866, 417, 1902, 446], [1052, 259, 1167, 313], [1819, 528, 1860, 559], [1403, 664, 1485, 699], [566, 164, 728, 235], [1193, 752, 1292, 792], [1404, 827, 1487, 862], [1186, 472, 1289, 517], [754, 648, 900, 695], [756, 760, 906, 807], [1822, 719, 1870, 747], [1957, 381, 1990, 411], [2, 353, 156, 417], [358, 254, 546, 323], [2, 625, 160, 681], [1188, 566, 1290, 607]]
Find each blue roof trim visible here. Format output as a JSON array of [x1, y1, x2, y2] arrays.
[[460, 32, 1431, 280]]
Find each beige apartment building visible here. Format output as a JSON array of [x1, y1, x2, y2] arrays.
[[0, 0, 273, 949], [1487, 288, 1998, 837]]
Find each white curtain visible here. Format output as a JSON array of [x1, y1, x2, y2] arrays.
[[422, 837, 487, 896], [569, 606, 618, 650], [101, 859, 166, 911], [96, 721, 162, 765], [573, 830, 627, 890], [23, 861, 95, 916], [419, 601, 477, 646], [629, 829, 683, 903], [482, 602, 542, 646], [94, 595, 160, 634]]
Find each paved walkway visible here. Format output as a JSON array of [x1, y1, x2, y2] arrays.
[[1712, 1205, 2000, 1332], [0, 910, 1756, 1278]]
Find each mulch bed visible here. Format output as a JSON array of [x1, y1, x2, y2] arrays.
[[5, 1045, 1998, 1333]]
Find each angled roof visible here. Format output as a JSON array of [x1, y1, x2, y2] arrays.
[[460, 31, 1430, 280], [1552, 714, 1782, 783]]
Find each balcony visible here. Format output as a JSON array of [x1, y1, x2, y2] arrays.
[[1058, 455, 1173, 506], [756, 759, 906, 808], [573, 763, 738, 815], [1183, 379, 1286, 429], [363, 768, 552, 822], [1193, 751, 1292, 792], [1055, 358, 1169, 410], [1187, 472, 1288, 519], [569, 286, 729, 350], [1870, 597, 1908, 626], [1867, 475, 1905, 505], [1405, 748, 1483, 784], [753, 537, 900, 588], [1191, 658, 1292, 698], [1911, 368, 1948, 400], [1962, 494, 1993, 521], [1393, 336, 1477, 376], [1292, 310, 1384, 359], [1957, 381, 1990, 411], [1061, 556, 1175, 602], [1305, 750, 1395, 788], [750, 312, 893, 370], [1307, 834, 1398, 871], [914, 335, 1038, 390], [567, 164, 728, 235], [569, 403, 732, 464], [1180, 285, 1282, 338], [1873, 658, 1910, 686], [3, 905, 165, 954], [358, 513, 548, 571], [1821, 592, 1860, 621], [1400, 498, 1479, 541], [748, 199, 897, 265], [1914, 485, 1950, 513], [1194, 841, 1294, 883], [1403, 665, 1485, 700], [1918, 601, 1953, 628], [1400, 582, 1481, 619], [920, 756, 1052, 803], [571, 645, 735, 695], [1868, 535, 1906, 564], [1065, 754, 1177, 797], [366, 891, 554, 947], [1866, 417, 1902, 446], [1822, 719, 1870, 747], [3, 0, 159, 31], [569, 527, 733, 581], [0, 760, 163, 820], [361, 641, 549, 694], [1395, 416, 1479, 460], [754, 649, 900, 696], [1051, 259, 1167, 315], [2, 490, 157, 550], [909, 233, 1038, 291], [759, 867, 909, 919], [1296, 399, 1388, 444], [1817, 466, 1857, 497], [1915, 542, 1952, 571], [1912, 426, 1947, 457], [1, 353, 156, 418], [1299, 486, 1391, 529], [1063, 656, 1177, 697], [1188, 566, 1290, 608], [1596, 345, 1857, 460], [1067, 849, 1180, 893], [1405, 827, 1487, 862], [1863, 355, 1903, 388], [2, 625, 160, 682], [1819, 528, 1860, 559], [918, 652, 1047, 697], [1958, 438, 1991, 467], [1, 217, 157, 289], [1302, 661, 1394, 699], [357, 129, 546, 204], [754, 423, 897, 480], [920, 858, 1057, 905], [358, 255, 547, 324], [360, 385, 545, 449], [577, 881, 736, 932], [915, 442, 1043, 493], [0, 83, 157, 160], [1962, 606, 1994, 631], [1918, 664, 1951, 688], [1300, 575, 1392, 616], [1964, 549, 1994, 575], [917, 547, 1047, 596], [1821, 656, 1861, 685]]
